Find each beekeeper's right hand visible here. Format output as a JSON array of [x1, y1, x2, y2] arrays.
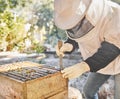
[[55, 42, 73, 57]]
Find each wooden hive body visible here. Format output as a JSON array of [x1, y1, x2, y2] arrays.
[[0, 61, 68, 99]]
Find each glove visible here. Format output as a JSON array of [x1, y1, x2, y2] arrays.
[[61, 62, 90, 79], [55, 42, 73, 57]]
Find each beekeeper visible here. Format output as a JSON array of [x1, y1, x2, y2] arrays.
[[54, 0, 120, 99]]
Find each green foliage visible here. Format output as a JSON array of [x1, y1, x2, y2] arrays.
[[0, 10, 26, 51], [31, 43, 46, 53], [34, 0, 67, 46], [0, 0, 32, 13], [0, 0, 66, 52], [0, 0, 7, 13]]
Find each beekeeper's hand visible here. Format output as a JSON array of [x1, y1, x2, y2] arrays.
[[61, 62, 90, 79], [55, 42, 73, 57]]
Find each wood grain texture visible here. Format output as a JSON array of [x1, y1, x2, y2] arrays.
[[48, 90, 68, 99], [0, 61, 68, 99], [0, 75, 25, 99]]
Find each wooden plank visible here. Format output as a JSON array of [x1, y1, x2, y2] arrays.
[[0, 75, 26, 99], [0, 62, 68, 99], [48, 90, 68, 99], [0, 61, 43, 72], [26, 72, 68, 99]]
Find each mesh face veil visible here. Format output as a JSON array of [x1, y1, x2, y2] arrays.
[[67, 16, 94, 39]]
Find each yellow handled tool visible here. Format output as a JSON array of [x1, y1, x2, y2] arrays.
[[58, 40, 64, 70]]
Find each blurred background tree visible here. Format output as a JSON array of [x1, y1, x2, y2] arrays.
[[0, 0, 66, 53], [0, 0, 29, 51], [0, 0, 119, 53], [0, 10, 26, 51]]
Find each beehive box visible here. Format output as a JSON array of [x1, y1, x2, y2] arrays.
[[0, 61, 68, 99]]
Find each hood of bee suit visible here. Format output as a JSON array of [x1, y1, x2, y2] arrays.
[[54, 0, 92, 30], [86, 0, 105, 26]]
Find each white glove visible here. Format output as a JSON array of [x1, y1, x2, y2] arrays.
[[55, 42, 73, 57], [61, 62, 90, 79]]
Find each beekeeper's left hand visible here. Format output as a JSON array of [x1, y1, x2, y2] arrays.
[[61, 62, 90, 79]]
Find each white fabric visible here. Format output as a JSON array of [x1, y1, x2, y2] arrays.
[[68, 0, 120, 75], [54, 0, 92, 29], [86, 0, 104, 26]]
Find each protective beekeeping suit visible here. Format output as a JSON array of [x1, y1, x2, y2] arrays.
[[54, 0, 120, 98]]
